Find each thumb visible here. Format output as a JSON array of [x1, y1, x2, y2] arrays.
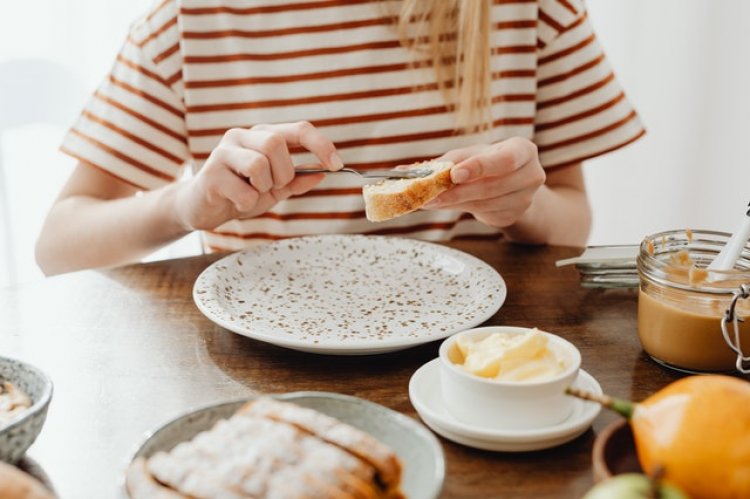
[[288, 172, 325, 196]]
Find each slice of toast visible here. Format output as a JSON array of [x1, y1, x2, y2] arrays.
[[363, 161, 454, 222]]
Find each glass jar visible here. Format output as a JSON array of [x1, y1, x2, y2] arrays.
[[637, 229, 750, 373]]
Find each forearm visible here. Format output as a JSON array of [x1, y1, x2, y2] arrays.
[[35, 183, 189, 275], [501, 180, 591, 247]]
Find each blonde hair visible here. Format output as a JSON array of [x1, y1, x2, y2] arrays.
[[392, 0, 492, 132]]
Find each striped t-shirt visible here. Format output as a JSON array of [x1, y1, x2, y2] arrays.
[[61, 0, 645, 251]]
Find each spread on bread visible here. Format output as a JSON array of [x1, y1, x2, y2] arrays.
[[126, 398, 404, 499], [363, 161, 454, 222], [0, 381, 32, 427]]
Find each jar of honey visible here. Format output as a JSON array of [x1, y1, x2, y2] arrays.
[[637, 229, 750, 373]]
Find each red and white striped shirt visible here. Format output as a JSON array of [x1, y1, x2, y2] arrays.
[[61, 0, 644, 251]]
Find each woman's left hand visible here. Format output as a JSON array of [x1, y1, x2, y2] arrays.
[[423, 137, 546, 228]]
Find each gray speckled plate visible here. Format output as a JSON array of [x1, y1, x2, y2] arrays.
[[126, 392, 445, 499], [193, 235, 506, 354]]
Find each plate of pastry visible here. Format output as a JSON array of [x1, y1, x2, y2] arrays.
[[124, 392, 444, 499], [193, 235, 506, 354]]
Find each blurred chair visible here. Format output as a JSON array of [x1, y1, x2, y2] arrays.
[[0, 59, 86, 285]]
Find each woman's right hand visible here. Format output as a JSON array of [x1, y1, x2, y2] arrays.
[[173, 121, 343, 231]]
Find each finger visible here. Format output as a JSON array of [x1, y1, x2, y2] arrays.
[[224, 128, 295, 188], [235, 173, 325, 218], [426, 186, 538, 214], [214, 146, 274, 193], [426, 161, 544, 207], [211, 167, 260, 213], [287, 172, 326, 196], [247, 173, 325, 216], [474, 209, 518, 228], [425, 177, 513, 208], [271, 172, 326, 203], [435, 144, 487, 164], [393, 146, 485, 171], [253, 121, 343, 171], [451, 137, 537, 184]]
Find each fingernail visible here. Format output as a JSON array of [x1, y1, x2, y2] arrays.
[[329, 151, 344, 170], [452, 168, 470, 184]]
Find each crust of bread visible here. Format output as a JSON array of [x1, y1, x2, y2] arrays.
[[363, 161, 454, 222], [0, 462, 55, 499], [125, 458, 188, 499], [238, 398, 402, 494]]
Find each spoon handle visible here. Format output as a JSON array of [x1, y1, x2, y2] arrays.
[[708, 202, 750, 271]]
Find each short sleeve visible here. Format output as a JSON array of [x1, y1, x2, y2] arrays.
[[60, 0, 189, 190], [533, 0, 645, 168]]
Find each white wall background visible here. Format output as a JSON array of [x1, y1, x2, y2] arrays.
[[0, 0, 748, 287], [584, 0, 750, 244]]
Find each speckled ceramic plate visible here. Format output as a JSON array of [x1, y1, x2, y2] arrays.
[[194, 235, 506, 354], [125, 392, 445, 499]]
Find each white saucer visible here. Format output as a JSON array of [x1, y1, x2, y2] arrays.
[[408, 359, 602, 452]]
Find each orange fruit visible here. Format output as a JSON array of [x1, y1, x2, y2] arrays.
[[631, 375, 750, 499], [568, 375, 750, 499]]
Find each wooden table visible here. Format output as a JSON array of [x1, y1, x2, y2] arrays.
[[0, 241, 688, 498]]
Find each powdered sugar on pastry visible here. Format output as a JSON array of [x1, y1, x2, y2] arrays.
[[146, 415, 376, 498], [363, 161, 454, 222], [126, 398, 404, 499], [240, 398, 402, 490]]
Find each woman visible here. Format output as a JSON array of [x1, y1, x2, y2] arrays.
[[36, 0, 644, 275]]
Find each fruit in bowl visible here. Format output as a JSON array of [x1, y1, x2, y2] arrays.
[[569, 375, 750, 499]]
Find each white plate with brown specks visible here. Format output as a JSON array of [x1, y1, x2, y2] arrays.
[[193, 235, 506, 355]]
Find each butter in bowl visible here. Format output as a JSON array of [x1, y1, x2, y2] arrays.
[[409, 325, 602, 451], [438, 326, 582, 431]]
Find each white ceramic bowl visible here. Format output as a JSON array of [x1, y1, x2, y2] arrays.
[[0, 356, 53, 463], [438, 326, 581, 431]]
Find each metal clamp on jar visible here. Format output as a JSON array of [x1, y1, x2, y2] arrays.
[[637, 229, 750, 373], [721, 283, 750, 373]]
